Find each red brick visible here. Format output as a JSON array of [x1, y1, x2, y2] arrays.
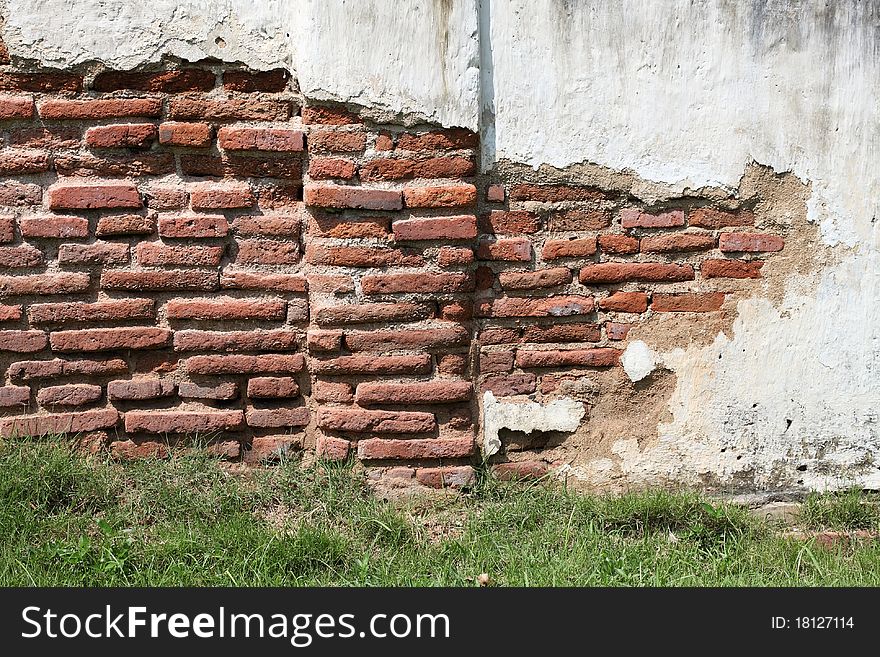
[[58, 242, 129, 266], [186, 354, 304, 375], [301, 105, 360, 125], [158, 121, 213, 147], [19, 215, 88, 239], [438, 246, 474, 267], [92, 69, 215, 93], [416, 466, 476, 489], [246, 407, 309, 429], [158, 214, 228, 238], [180, 153, 302, 180], [361, 272, 472, 294], [480, 351, 514, 373], [223, 68, 290, 92], [220, 270, 307, 293], [124, 410, 244, 434], [0, 245, 43, 268], [9, 358, 127, 380], [307, 329, 342, 353], [689, 207, 754, 229], [437, 353, 468, 375], [360, 156, 474, 181], [579, 263, 694, 284], [308, 157, 357, 180], [0, 305, 22, 322], [247, 377, 300, 399], [137, 242, 223, 266], [0, 408, 118, 438], [85, 123, 157, 149], [482, 210, 540, 235], [0, 330, 47, 352], [190, 182, 254, 209], [620, 208, 685, 228], [8, 126, 80, 150], [479, 327, 520, 344], [486, 184, 505, 202], [304, 184, 402, 210], [0, 149, 49, 175], [37, 384, 102, 407], [50, 327, 171, 352], [542, 237, 598, 260], [316, 436, 351, 460], [701, 259, 763, 279], [652, 293, 725, 312], [0, 72, 83, 93], [548, 208, 612, 230], [0, 273, 90, 296], [107, 378, 175, 401], [313, 381, 354, 404], [315, 302, 432, 326], [477, 237, 531, 261], [476, 295, 594, 318], [0, 95, 34, 119], [166, 297, 286, 321], [481, 373, 536, 396], [318, 408, 435, 434], [309, 214, 390, 238], [308, 129, 366, 152], [0, 216, 12, 243], [403, 184, 476, 208], [606, 322, 632, 341], [0, 182, 41, 207], [479, 263, 497, 290], [396, 129, 478, 151], [218, 126, 303, 152], [509, 184, 605, 202], [719, 232, 784, 252], [498, 268, 572, 290], [96, 214, 156, 237], [236, 239, 299, 265], [598, 234, 640, 254], [101, 270, 218, 291], [29, 299, 154, 325], [109, 440, 168, 460], [311, 354, 432, 376], [305, 275, 353, 295], [358, 437, 474, 460], [345, 326, 469, 352], [439, 300, 472, 321], [178, 381, 239, 400], [169, 96, 290, 121], [374, 133, 394, 150], [173, 330, 298, 352], [641, 233, 716, 252], [521, 323, 601, 343], [392, 215, 477, 241], [40, 98, 161, 119], [305, 245, 421, 268], [355, 381, 472, 405], [0, 385, 29, 407], [598, 292, 649, 313], [493, 461, 549, 481], [516, 348, 621, 368], [54, 152, 174, 177], [48, 182, 141, 210]]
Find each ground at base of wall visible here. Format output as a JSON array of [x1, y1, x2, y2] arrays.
[[2, 439, 879, 587]]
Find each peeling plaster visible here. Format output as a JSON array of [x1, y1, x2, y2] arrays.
[[621, 341, 657, 383], [482, 392, 585, 458]]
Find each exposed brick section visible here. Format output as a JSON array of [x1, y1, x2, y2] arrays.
[[124, 410, 244, 434], [9, 358, 127, 380], [166, 297, 286, 321], [178, 382, 238, 400], [96, 214, 156, 237], [40, 98, 162, 120], [486, 184, 505, 202], [158, 214, 228, 238], [509, 184, 605, 202], [0, 182, 42, 206], [344, 326, 469, 352], [190, 182, 254, 209], [304, 184, 402, 210], [522, 323, 601, 343], [315, 302, 432, 326], [309, 130, 366, 152], [247, 377, 300, 399], [169, 96, 291, 121], [308, 157, 356, 180], [719, 232, 785, 252], [482, 373, 537, 396], [0, 273, 90, 296], [318, 408, 436, 434], [620, 208, 685, 228], [393, 215, 477, 241], [37, 384, 102, 407], [0, 330, 48, 352], [542, 237, 598, 259], [579, 263, 694, 284], [316, 436, 351, 460], [180, 153, 302, 179], [50, 327, 171, 352], [307, 329, 342, 352], [598, 292, 649, 313], [651, 293, 726, 312], [403, 184, 477, 208], [313, 381, 354, 404], [356, 381, 472, 405], [223, 68, 290, 92], [0, 149, 49, 174], [396, 129, 478, 151], [358, 438, 474, 460], [54, 152, 174, 177], [305, 245, 421, 268], [477, 296, 594, 318], [0, 95, 34, 119], [92, 69, 215, 93], [0, 216, 12, 243], [0, 385, 30, 407], [484, 210, 540, 234], [173, 330, 298, 352], [689, 208, 754, 229], [246, 407, 310, 429], [48, 182, 141, 210], [438, 247, 474, 267], [597, 235, 640, 254], [0, 409, 119, 438], [237, 239, 299, 265], [641, 233, 716, 253], [19, 215, 89, 238], [701, 259, 764, 279], [493, 461, 549, 481], [301, 105, 361, 125], [58, 242, 130, 266], [360, 156, 475, 181], [218, 126, 304, 152], [0, 72, 83, 93], [477, 237, 532, 261], [310, 354, 432, 375], [85, 123, 157, 149], [415, 466, 476, 489], [498, 268, 572, 290], [108, 379, 175, 401], [516, 348, 621, 368], [0, 305, 22, 322], [101, 270, 218, 292], [137, 242, 223, 266], [361, 272, 472, 294], [0, 245, 43, 268], [221, 270, 307, 293], [158, 122, 213, 147], [186, 354, 305, 375]]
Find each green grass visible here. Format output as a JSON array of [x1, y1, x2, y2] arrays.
[[799, 488, 880, 531], [1, 438, 879, 586]]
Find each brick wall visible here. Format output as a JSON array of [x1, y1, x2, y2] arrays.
[[0, 61, 785, 488]]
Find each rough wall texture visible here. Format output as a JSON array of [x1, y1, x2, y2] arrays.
[[0, 0, 877, 495]]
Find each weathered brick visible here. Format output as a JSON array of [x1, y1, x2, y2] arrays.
[[486, 184, 505, 202], [393, 215, 477, 241], [403, 184, 477, 208], [0, 95, 34, 119], [689, 207, 754, 229], [137, 242, 224, 267], [50, 327, 171, 352], [158, 214, 228, 238], [223, 68, 290, 92], [701, 258, 763, 279], [178, 381, 239, 400], [186, 354, 304, 375], [641, 233, 716, 252], [247, 377, 300, 399], [480, 373, 537, 397], [169, 96, 290, 121], [0, 216, 12, 243], [0, 330, 47, 352], [358, 437, 474, 460], [0, 72, 83, 93], [9, 358, 127, 380], [48, 182, 141, 210], [54, 152, 174, 178], [0, 385, 29, 407], [0, 273, 90, 296], [39, 98, 162, 120], [719, 232, 784, 252], [236, 239, 299, 265], [124, 410, 244, 434], [598, 234, 640, 254], [158, 121, 213, 147], [579, 263, 694, 284], [521, 323, 601, 343], [190, 182, 254, 209], [107, 378, 175, 401], [180, 153, 302, 179], [439, 300, 472, 321], [165, 297, 286, 321], [109, 439, 168, 460], [479, 327, 520, 345], [483, 210, 540, 235], [308, 129, 366, 152], [356, 381, 472, 405], [310, 354, 432, 375], [542, 237, 598, 260], [652, 293, 725, 312], [477, 237, 531, 261], [345, 326, 469, 352], [438, 246, 474, 267], [315, 302, 432, 326], [304, 183, 401, 210], [307, 275, 353, 294], [96, 214, 156, 237], [0, 304, 22, 322], [316, 435, 351, 460], [58, 242, 129, 266], [232, 215, 300, 238], [92, 69, 215, 93], [437, 353, 468, 375], [307, 329, 342, 353], [361, 272, 472, 294], [0, 182, 42, 207], [308, 157, 357, 180], [396, 129, 478, 151], [37, 384, 102, 407], [301, 105, 360, 125], [493, 461, 549, 481], [516, 348, 621, 368], [476, 295, 594, 318], [0, 149, 50, 174], [509, 184, 605, 202], [218, 126, 303, 152], [360, 156, 474, 181], [606, 322, 632, 341], [0, 408, 118, 438], [173, 330, 298, 352], [246, 407, 310, 429], [7, 126, 80, 150], [0, 245, 43, 268], [85, 123, 157, 149], [498, 268, 572, 290], [19, 215, 89, 238], [620, 208, 685, 228], [220, 270, 307, 293], [598, 292, 649, 313], [313, 381, 354, 404], [480, 350, 514, 373], [415, 466, 476, 489], [101, 269, 218, 291], [318, 408, 435, 434], [308, 244, 420, 268]]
